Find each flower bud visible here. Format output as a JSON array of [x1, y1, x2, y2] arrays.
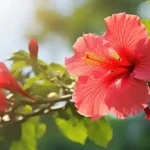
[[28, 38, 38, 60], [144, 107, 150, 120]]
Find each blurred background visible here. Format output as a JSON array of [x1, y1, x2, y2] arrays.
[[1, 0, 150, 149]]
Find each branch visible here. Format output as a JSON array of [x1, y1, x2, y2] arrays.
[[0, 94, 72, 128]]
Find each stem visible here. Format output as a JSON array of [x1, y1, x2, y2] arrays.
[[0, 94, 72, 128]]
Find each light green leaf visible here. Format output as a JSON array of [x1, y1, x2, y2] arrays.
[[21, 122, 37, 150], [10, 116, 46, 150], [85, 119, 113, 148], [11, 61, 29, 71], [55, 106, 112, 147], [142, 20, 150, 36], [47, 63, 66, 77], [8, 50, 29, 61], [50, 63, 65, 72], [55, 108, 88, 144], [10, 121, 37, 150], [9, 141, 26, 150], [23, 76, 41, 90], [37, 60, 48, 68], [27, 116, 40, 124], [36, 123, 47, 138], [30, 80, 59, 96]]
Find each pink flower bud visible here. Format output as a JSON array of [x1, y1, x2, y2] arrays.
[[28, 38, 38, 60]]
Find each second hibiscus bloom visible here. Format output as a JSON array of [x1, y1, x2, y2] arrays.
[[65, 13, 150, 119]]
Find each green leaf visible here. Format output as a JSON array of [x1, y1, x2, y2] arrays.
[[50, 63, 65, 72], [21, 122, 37, 150], [10, 116, 46, 150], [23, 76, 41, 90], [11, 61, 29, 71], [60, 71, 74, 85], [85, 119, 113, 148], [55, 108, 88, 144], [10, 121, 37, 150], [142, 20, 150, 36], [37, 60, 48, 69], [27, 116, 40, 124], [8, 50, 29, 62], [47, 63, 66, 78], [9, 141, 26, 150], [36, 123, 47, 138], [30, 80, 59, 96], [55, 105, 112, 147]]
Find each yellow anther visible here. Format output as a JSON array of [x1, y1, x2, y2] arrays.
[[112, 51, 120, 60], [82, 52, 108, 67]]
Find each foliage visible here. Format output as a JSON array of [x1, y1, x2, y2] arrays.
[[10, 116, 41, 150], [0, 47, 113, 150], [1, 1, 150, 150], [55, 107, 112, 147]]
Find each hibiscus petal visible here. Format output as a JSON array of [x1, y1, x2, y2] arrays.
[[65, 34, 112, 76], [65, 53, 94, 76], [73, 75, 109, 119], [0, 91, 7, 112], [133, 41, 150, 81], [104, 13, 149, 56], [105, 76, 149, 118], [0, 62, 34, 100]]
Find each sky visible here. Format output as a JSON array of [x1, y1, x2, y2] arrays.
[[0, 0, 72, 66], [0, 0, 34, 63]]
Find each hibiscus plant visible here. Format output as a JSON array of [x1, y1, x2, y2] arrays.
[[0, 13, 150, 150]]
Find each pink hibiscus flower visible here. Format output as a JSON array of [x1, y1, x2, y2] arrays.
[[65, 13, 150, 119]]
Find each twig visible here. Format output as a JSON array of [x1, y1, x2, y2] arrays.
[[0, 94, 72, 128]]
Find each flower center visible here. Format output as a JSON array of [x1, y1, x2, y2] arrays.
[[120, 64, 135, 74], [119, 53, 140, 74], [82, 52, 110, 67], [83, 51, 140, 76]]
